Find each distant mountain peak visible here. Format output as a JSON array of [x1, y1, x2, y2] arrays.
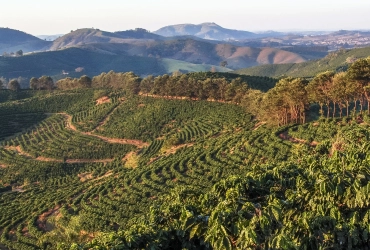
[[0, 28, 51, 53], [154, 23, 255, 41], [201, 22, 219, 26]]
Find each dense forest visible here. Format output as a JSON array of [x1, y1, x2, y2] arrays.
[[0, 58, 370, 249]]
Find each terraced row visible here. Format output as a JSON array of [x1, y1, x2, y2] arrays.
[[2, 115, 135, 161]]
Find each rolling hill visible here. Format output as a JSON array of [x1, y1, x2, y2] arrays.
[[154, 22, 256, 40], [0, 28, 51, 54], [0, 27, 318, 82], [74, 39, 306, 69], [0, 47, 232, 87], [143, 39, 305, 68], [234, 46, 370, 77], [49, 28, 157, 50]]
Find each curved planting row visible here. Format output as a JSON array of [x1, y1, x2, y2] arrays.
[[3, 114, 135, 161]]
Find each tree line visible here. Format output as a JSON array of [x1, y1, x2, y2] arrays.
[[4, 57, 370, 126], [87, 58, 370, 126], [256, 57, 370, 125]]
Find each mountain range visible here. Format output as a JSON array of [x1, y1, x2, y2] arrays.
[[3, 23, 369, 83], [154, 22, 256, 40], [0, 24, 312, 83]]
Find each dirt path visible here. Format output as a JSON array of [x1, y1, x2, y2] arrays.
[[278, 131, 318, 146], [86, 133, 149, 148], [2, 111, 149, 164], [139, 93, 232, 104], [37, 205, 60, 231], [92, 102, 122, 133], [148, 143, 194, 164], [252, 122, 266, 131], [55, 112, 149, 149], [4, 146, 114, 164]]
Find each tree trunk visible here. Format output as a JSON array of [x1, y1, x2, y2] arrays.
[[326, 103, 330, 118], [319, 103, 324, 117], [333, 102, 336, 118]]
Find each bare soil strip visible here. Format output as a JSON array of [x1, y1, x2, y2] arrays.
[[122, 151, 135, 162], [85, 133, 149, 148], [37, 205, 60, 231], [4, 146, 114, 164], [92, 101, 122, 132], [96, 96, 111, 105], [252, 121, 266, 131], [59, 112, 149, 148], [279, 131, 318, 146], [4, 112, 148, 164], [148, 143, 194, 164]]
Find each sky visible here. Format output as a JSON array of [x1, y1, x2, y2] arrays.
[[1, 0, 370, 35]]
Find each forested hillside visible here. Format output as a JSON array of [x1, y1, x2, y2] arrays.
[[0, 60, 370, 249]]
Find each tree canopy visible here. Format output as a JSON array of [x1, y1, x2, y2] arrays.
[[8, 79, 20, 91]]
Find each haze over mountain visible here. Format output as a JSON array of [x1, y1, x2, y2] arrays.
[[154, 22, 256, 40], [0, 28, 51, 54], [234, 46, 370, 78], [37, 34, 64, 41], [9, 23, 370, 82], [50, 29, 147, 50], [49, 29, 305, 69]]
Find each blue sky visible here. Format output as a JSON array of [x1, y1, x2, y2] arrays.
[[1, 0, 369, 35]]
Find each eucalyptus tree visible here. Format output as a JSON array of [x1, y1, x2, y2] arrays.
[[331, 72, 357, 117], [306, 71, 335, 118], [8, 79, 20, 91], [347, 57, 370, 112], [140, 75, 155, 96], [263, 77, 308, 125], [78, 75, 92, 88], [38, 75, 54, 90], [29, 77, 39, 90]]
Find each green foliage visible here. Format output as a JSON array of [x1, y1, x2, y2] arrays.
[[8, 79, 21, 91], [70, 136, 370, 249], [0, 113, 46, 141], [0, 84, 369, 249], [97, 96, 250, 142]]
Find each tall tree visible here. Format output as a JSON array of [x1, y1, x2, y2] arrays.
[[38, 76, 54, 90], [140, 75, 155, 96], [8, 79, 20, 91], [15, 50, 23, 56], [331, 72, 357, 117], [29, 77, 39, 90], [78, 75, 92, 88], [306, 71, 335, 118], [263, 77, 308, 125], [347, 57, 370, 112]]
